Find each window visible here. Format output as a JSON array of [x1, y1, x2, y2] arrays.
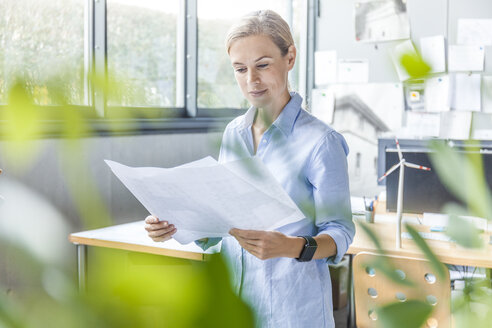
[[107, 0, 180, 107], [0, 0, 308, 135], [197, 0, 303, 109], [0, 0, 85, 105]]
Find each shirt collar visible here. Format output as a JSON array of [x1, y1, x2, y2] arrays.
[[241, 92, 303, 136]]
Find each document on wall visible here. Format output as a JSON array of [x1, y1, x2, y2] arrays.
[[424, 75, 450, 112], [405, 111, 440, 138], [439, 111, 472, 140], [482, 76, 492, 114], [450, 73, 481, 111], [105, 157, 305, 244], [448, 45, 485, 72], [337, 59, 369, 83], [420, 35, 446, 73], [390, 40, 418, 81], [311, 88, 335, 124], [457, 19, 492, 46], [315, 50, 337, 86], [355, 0, 410, 42]]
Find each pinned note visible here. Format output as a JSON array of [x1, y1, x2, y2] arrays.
[[457, 19, 492, 46], [390, 40, 418, 81], [405, 111, 440, 137], [439, 111, 472, 140], [482, 76, 492, 114], [448, 45, 485, 72], [337, 59, 369, 83], [311, 89, 335, 124], [315, 50, 337, 86], [425, 76, 450, 112], [420, 35, 446, 73], [450, 73, 481, 111]]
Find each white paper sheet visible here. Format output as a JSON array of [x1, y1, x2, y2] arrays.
[[311, 88, 335, 124], [423, 213, 487, 232], [390, 40, 418, 81], [105, 157, 305, 244], [450, 73, 481, 111], [457, 19, 492, 46], [482, 76, 492, 114], [337, 59, 369, 83], [355, 0, 410, 42], [448, 45, 485, 72], [315, 50, 337, 86], [439, 111, 472, 140], [405, 111, 440, 137], [420, 35, 446, 73], [471, 112, 492, 140], [425, 75, 450, 112]]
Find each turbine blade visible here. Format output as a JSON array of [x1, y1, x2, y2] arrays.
[[405, 162, 431, 171], [395, 137, 403, 161], [378, 162, 401, 182]]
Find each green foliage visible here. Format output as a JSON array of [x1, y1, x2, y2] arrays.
[[377, 300, 433, 328], [358, 222, 414, 287], [405, 224, 447, 280], [400, 53, 431, 79], [444, 203, 484, 249], [428, 140, 492, 220]]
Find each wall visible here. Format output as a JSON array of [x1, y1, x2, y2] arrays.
[[0, 132, 223, 230], [316, 0, 492, 82]]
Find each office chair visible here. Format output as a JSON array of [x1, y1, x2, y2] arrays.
[[353, 252, 451, 328]]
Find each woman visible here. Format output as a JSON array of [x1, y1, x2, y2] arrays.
[[145, 10, 354, 327]]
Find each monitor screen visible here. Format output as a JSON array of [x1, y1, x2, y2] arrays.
[[385, 148, 492, 214]]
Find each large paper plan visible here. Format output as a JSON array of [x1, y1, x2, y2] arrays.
[[105, 157, 305, 244]]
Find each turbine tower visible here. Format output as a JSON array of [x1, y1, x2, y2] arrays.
[[378, 138, 431, 248]]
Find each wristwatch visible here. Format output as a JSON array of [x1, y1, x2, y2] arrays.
[[296, 236, 317, 262]]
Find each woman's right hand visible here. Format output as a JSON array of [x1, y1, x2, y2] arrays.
[[144, 215, 177, 242]]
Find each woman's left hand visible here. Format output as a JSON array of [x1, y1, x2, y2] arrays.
[[229, 228, 304, 260]]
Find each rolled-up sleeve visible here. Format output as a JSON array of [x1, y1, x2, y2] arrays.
[[306, 131, 355, 264], [195, 237, 222, 251]]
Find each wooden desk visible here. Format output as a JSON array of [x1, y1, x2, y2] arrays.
[[68, 221, 221, 291], [345, 215, 492, 328], [347, 218, 492, 268]]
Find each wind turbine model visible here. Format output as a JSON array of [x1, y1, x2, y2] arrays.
[[378, 138, 431, 248]]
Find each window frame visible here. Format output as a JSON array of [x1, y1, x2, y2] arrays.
[[0, 0, 311, 137]]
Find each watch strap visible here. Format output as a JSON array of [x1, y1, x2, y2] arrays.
[[296, 236, 317, 262]]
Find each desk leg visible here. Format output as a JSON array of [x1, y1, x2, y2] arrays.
[[347, 254, 355, 328], [77, 244, 87, 293]]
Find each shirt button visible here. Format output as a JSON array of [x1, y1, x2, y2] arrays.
[[262, 139, 267, 143]]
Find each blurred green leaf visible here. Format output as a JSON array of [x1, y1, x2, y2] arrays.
[[428, 140, 492, 219], [443, 203, 483, 249], [405, 224, 447, 280], [2, 81, 41, 140], [359, 222, 384, 251], [400, 53, 431, 79], [359, 222, 414, 287], [377, 300, 433, 328]]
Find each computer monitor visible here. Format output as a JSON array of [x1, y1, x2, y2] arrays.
[[378, 139, 492, 214]]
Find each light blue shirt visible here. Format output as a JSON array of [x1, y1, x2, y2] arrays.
[[199, 92, 354, 328]]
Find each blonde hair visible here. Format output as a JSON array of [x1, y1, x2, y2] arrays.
[[225, 10, 294, 56]]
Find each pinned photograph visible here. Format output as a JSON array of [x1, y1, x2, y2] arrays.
[[355, 0, 410, 42]]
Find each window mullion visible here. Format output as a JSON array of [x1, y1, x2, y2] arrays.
[[84, 0, 94, 108], [305, 0, 316, 110], [93, 0, 107, 117], [185, 0, 197, 117], [176, 0, 186, 108]]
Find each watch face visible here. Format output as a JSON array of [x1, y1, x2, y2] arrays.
[[298, 245, 317, 262]]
